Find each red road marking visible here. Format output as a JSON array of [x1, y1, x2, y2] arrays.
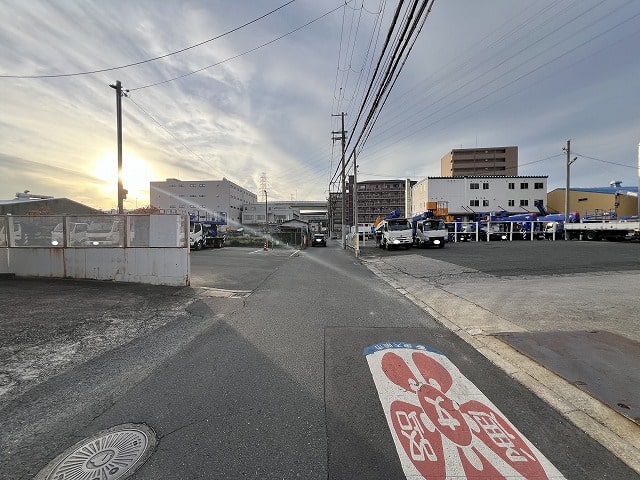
[[365, 343, 566, 479]]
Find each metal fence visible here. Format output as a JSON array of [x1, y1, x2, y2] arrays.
[[446, 220, 563, 242], [0, 214, 188, 248]]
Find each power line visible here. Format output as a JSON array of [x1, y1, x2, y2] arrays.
[[360, 4, 640, 162], [573, 152, 637, 169], [130, 2, 350, 91], [330, 0, 435, 186], [0, 1, 297, 79], [125, 95, 225, 178]]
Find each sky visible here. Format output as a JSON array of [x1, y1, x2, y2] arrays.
[[1, 0, 639, 211]]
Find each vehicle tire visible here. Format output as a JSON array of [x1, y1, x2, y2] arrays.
[[438, 242, 445, 248], [585, 231, 597, 241], [195, 240, 202, 250]]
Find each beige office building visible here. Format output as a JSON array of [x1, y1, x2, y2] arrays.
[[441, 146, 518, 177]]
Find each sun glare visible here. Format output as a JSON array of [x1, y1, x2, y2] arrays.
[[94, 152, 154, 205]]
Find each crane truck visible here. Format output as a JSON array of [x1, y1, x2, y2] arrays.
[[411, 211, 447, 248], [189, 213, 227, 250], [374, 210, 413, 249]]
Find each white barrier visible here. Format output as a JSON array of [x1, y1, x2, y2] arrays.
[[0, 214, 190, 286]]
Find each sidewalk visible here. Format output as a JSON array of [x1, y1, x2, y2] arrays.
[[360, 253, 640, 474]]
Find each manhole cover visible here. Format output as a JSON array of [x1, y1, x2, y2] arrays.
[[35, 423, 156, 480]]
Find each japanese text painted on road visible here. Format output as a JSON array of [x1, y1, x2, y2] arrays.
[[364, 342, 566, 479]]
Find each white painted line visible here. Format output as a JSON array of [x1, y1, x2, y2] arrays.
[[248, 249, 264, 254], [289, 250, 300, 257], [365, 342, 566, 480]]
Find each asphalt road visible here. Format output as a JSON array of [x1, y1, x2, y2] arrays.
[[0, 241, 638, 479]]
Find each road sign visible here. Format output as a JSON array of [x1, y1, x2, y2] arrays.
[[364, 342, 566, 479]]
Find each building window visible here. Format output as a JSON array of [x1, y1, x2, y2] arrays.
[[483, 200, 489, 206], [190, 184, 197, 187], [470, 183, 479, 190], [508, 200, 515, 207], [199, 184, 206, 187], [245, 215, 254, 220], [520, 199, 529, 206], [520, 183, 529, 189], [470, 200, 480, 207], [534, 182, 544, 189], [483, 183, 489, 190], [508, 183, 515, 190]]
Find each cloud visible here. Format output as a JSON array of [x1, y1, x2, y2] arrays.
[[1, 1, 639, 209]]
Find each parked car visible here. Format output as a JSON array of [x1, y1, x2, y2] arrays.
[[312, 233, 327, 247]]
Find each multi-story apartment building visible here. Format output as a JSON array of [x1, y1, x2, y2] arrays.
[[441, 146, 518, 176], [329, 178, 414, 235], [150, 178, 256, 228], [411, 176, 548, 219]]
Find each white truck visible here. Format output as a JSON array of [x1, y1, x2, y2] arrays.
[[375, 218, 413, 250], [51, 222, 89, 246], [86, 220, 123, 246], [189, 222, 205, 250], [565, 220, 640, 241], [413, 218, 447, 248]]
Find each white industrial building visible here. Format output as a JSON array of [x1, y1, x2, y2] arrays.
[[241, 202, 301, 227], [411, 176, 548, 219], [150, 178, 257, 227]]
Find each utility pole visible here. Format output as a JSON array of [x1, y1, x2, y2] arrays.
[[109, 80, 128, 214], [563, 140, 577, 240], [264, 189, 268, 249], [332, 113, 347, 249], [264, 190, 268, 231], [353, 151, 359, 257]]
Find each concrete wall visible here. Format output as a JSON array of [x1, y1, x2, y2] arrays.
[[0, 247, 189, 285], [0, 214, 190, 286]]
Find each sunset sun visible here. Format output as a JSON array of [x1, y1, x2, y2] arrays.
[[93, 152, 154, 205]]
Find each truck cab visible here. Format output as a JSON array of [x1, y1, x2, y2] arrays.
[[189, 222, 205, 250], [51, 222, 89, 246], [413, 218, 447, 248], [375, 218, 413, 250]]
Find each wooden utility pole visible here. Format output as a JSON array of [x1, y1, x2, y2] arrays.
[[563, 140, 576, 240], [353, 150, 359, 257], [110, 80, 127, 214], [332, 113, 347, 249]]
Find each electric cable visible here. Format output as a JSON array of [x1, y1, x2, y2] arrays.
[[0, 0, 297, 79], [130, 2, 349, 91]]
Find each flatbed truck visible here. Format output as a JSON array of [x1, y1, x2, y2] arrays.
[[565, 220, 640, 241]]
